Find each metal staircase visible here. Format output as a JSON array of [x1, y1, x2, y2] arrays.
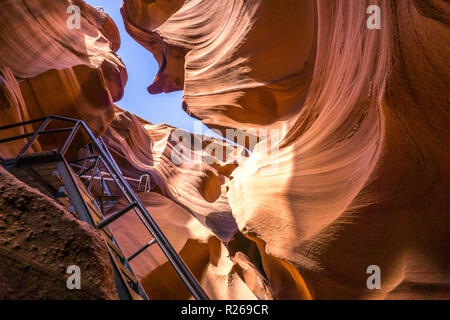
[[0, 115, 209, 300]]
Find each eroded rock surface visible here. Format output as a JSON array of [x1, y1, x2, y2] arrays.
[[101, 109, 271, 299], [0, 166, 117, 299], [0, 0, 125, 299], [121, 0, 317, 134], [123, 0, 450, 299], [104, 108, 243, 241], [0, 0, 448, 300], [0, 0, 127, 143]]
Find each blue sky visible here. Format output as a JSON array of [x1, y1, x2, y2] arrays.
[[85, 0, 207, 134]]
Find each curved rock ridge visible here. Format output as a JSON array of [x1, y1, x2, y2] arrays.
[[106, 192, 270, 299], [227, 0, 450, 299], [98, 108, 272, 299], [0, 0, 269, 300], [122, 0, 449, 299], [0, 0, 448, 300], [0, 0, 127, 147], [103, 108, 245, 242], [0, 66, 42, 159], [121, 0, 317, 134], [0, 0, 122, 79], [0, 0, 127, 299]]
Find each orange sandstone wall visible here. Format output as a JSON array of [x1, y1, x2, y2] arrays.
[[0, 0, 448, 300], [0, 0, 127, 299], [121, 0, 317, 134], [102, 109, 272, 299], [0, 0, 269, 300], [0, 0, 126, 152], [122, 0, 450, 299]]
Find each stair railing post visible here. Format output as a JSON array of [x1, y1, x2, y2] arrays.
[[16, 117, 52, 159], [88, 157, 100, 191], [60, 121, 81, 156]]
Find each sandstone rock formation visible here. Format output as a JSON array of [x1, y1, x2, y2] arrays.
[[101, 109, 272, 299], [0, 166, 117, 299], [0, 0, 268, 300], [122, 0, 450, 299], [103, 109, 243, 242], [0, 0, 448, 300], [0, 0, 127, 151], [0, 0, 126, 299], [121, 0, 317, 135]]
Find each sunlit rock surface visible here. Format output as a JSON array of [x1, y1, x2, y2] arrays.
[[0, 0, 448, 300], [0, 0, 265, 300], [102, 109, 272, 299], [104, 108, 245, 240], [121, 0, 317, 134], [0, 0, 125, 298], [123, 0, 450, 299]]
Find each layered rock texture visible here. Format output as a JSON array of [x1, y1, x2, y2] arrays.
[[0, 0, 266, 300], [122, 0, 450, 299], [0, 0, 124, 299], [0, 0, 448, 300], [0, 0, 126, 144], [100, 109, 271, 299]]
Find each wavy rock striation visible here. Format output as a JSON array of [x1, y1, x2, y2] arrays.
[[123, 0, 450, 299], [0, 0, 448, 300], [0, 0, 127, 149], [0, 0, 126, 299], [0, 0, 268, 299], [121, 0, 317, 134], [101, 109, 271, 299]]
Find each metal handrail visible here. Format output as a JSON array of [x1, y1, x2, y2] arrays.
[[138, 174, 151, 192], [0, 115, 209, 300], [91, 134, 208, 299]]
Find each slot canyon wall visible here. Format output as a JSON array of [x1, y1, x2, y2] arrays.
[[0, 0, 125, 299], [0, 0, 448, 299], [0, 0, 269, 300], [121, 0, 449, 299]]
